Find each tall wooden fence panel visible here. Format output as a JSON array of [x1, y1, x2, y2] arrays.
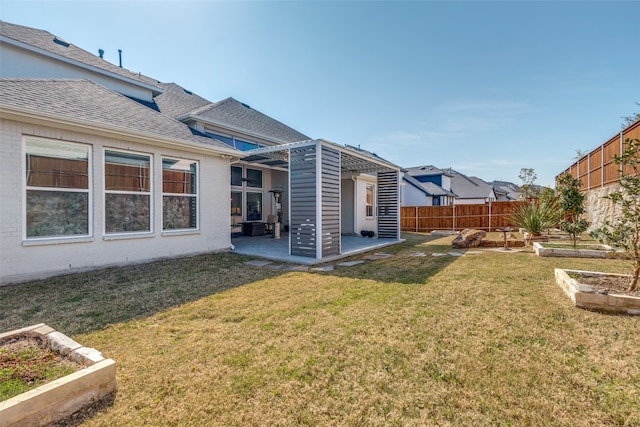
[[556, 120, 640, 190], [401, 201, 524, 232]]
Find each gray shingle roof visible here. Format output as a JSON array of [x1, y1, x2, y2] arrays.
[[185, 97, 310, 144], [153, 82, 213, 119], [402, 174, 455, 197], [404, 165, 453, 177], [0, 21, 159, 92], [448, 170, 494, 200], [0, 78, 239, 153]]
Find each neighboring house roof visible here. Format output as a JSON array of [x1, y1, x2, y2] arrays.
[[491, 180, 520, 200], [404, 165, 453, 177], [0, 20, 161, 95], [0, 78, 239, 155], [448, 170, 495, 200], [402, 174, 456, 197], [178, 97, 311, 144]]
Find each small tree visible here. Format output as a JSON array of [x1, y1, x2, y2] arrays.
[[518, 168, 539, 200], [556, 173, 589, 248], [591, 138, 640, 292]]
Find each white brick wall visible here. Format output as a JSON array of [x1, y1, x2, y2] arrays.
[[1, 119, 231, 285]]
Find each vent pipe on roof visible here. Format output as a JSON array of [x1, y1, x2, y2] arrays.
[[118, 49, 122, 67], [98, 49, 104, 59]]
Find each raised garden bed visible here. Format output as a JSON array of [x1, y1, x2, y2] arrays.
[[554, 269, 640, 315], [0, 324, 116, 427], [534, 242, 623, 258]]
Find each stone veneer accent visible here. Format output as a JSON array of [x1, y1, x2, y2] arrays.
[[0, 324, 116, 427], [583, 184, 622, 232]]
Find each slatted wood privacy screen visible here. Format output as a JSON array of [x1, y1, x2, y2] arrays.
[[377, 171, 400, 238], [321, 146, 341, 257], [290, 145, 318, 257], [401, 201, 523, 232]]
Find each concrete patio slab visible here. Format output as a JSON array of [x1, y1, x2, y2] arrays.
[[232, 233, 403, 265], [337, 261, 365, 267]]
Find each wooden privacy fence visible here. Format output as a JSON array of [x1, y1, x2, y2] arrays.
[[556, 119, 640, 191], [401, 201, 524, 232]]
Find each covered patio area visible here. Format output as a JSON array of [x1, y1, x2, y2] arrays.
[[239, 139, 401, 262], [231, 232, 403, 265]]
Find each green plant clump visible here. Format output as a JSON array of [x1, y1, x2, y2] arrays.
[[591, 138, 640, 291], [556, 173, 590, 248], [509, 198, 560, 236]]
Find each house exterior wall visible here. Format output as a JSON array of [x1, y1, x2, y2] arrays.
[[401, 183, 433, 206], [0, 118, 231, 285], [0, 44, 154, 101], [340, 177, 355, 234], [355, 174, 378, 235], [442, 175, 452, 191], [453, 198, 486, 205]]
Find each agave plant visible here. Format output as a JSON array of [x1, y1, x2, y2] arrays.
[[509, 198, 561, 236]]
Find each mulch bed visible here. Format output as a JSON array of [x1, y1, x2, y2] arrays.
[[0, 336, 84, 398], [576, 275, 640, 297]]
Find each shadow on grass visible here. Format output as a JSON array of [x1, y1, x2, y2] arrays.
[[0, 233, 461, 337], [0, 252, 285, 337]]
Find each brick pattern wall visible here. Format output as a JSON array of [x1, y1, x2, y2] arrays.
[[1, 119, 231, 285]]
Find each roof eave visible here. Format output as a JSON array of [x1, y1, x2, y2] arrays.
[[176, 113, 301, 146], [0, 104, 240, 158]]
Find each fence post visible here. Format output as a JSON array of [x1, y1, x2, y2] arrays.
[[415, 207, 418, 232], [488, 201, 492, 232], [452, 204, 456, 232]]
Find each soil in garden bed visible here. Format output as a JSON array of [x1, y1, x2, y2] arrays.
[[0, 335, 84, 401], [573, 275, 640, 297]]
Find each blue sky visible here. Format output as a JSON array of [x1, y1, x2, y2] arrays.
[[2, 1, 639, 187]]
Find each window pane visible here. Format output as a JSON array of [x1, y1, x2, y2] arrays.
[[246, 192, 262, 221], [231, 191, 242, 216], [105, 151, 150, 192], [246, 169, 262, 188], [26, 190, 88, 237], [163, 196, 197, 230], [366, 185, 374, 217], [231, 166, 243, 187], [26, 139, 88, 189], [105, 194, 150, 233], [163, 159, 197, 194]]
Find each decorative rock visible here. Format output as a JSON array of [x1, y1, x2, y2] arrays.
[[408, 252, 426, 257], [70, 346, 105, 366], [452, 229, 487, 249], [47, 331, 82, 355]]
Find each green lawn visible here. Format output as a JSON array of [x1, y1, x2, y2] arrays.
[[1, 233, 638, 426]]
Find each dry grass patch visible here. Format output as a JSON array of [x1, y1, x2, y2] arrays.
[[2, 234, 639, 425]]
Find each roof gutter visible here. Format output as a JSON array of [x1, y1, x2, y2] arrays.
[[0, 104, 241, 158]]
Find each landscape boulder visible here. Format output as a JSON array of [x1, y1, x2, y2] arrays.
[[452, 228, 487, 249]]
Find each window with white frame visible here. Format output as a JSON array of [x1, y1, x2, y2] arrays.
[[365, 184, 375, 217], [25, 137, 90, 238], [246, 192, 262, 221], [162, 158, 198, 230], [246, 168, 262, 188], [231, 166, 243, 187], [104, 150, 151, 233]]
